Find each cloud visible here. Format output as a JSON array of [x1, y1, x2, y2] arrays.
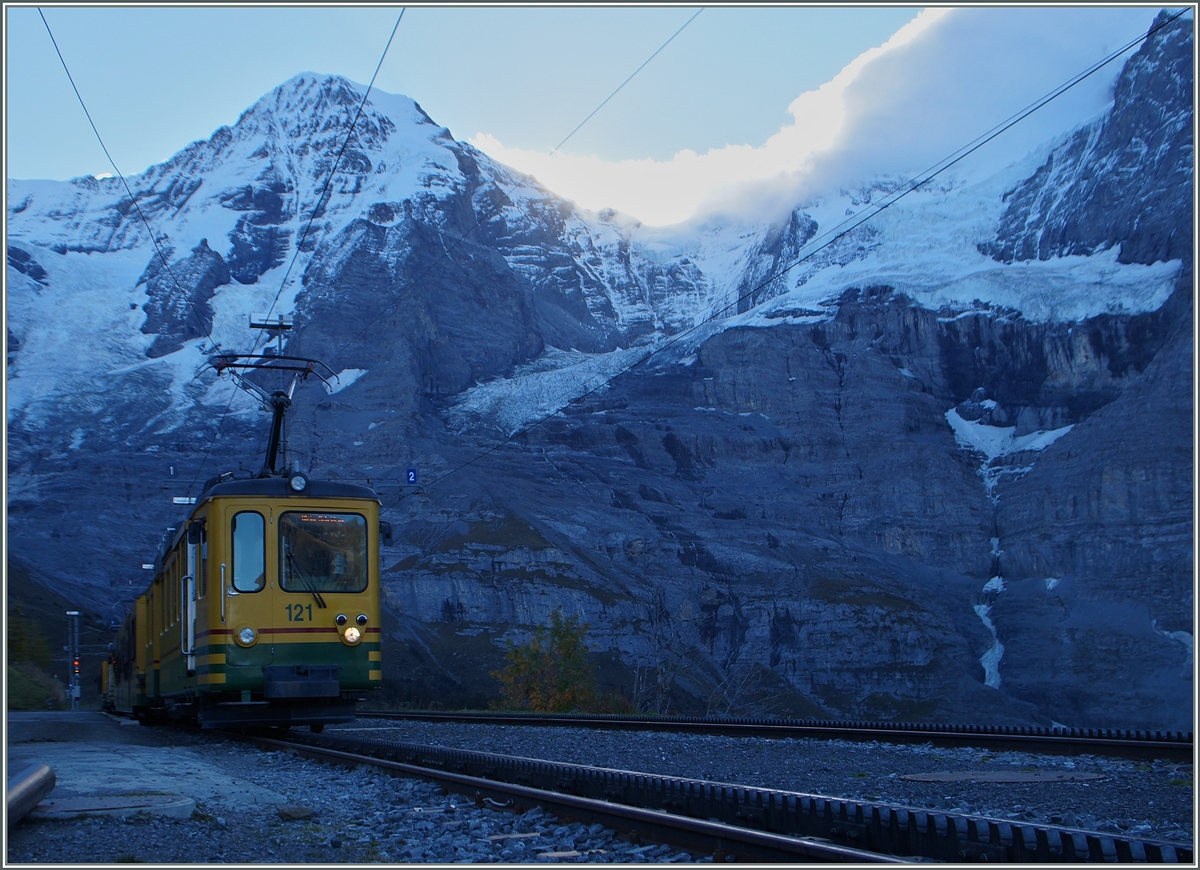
[[471, 10, 949, 226], [795, 6, 1165, 195], [472, 7, 1165, 227]]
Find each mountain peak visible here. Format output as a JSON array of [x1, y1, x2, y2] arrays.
[[239, 72, 370, 129], [274, 72, 368, 109]]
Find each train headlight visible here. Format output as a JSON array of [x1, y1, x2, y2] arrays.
[[335, 613, 348, 626], [356, 614, 368, 626], [235, 626, 258, 646], [289, 473, 308, 492], [342, 626, 361, 645]]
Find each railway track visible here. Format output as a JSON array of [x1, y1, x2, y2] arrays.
[[234, 728, 1194, 863], [359, 710, 1194, 762]]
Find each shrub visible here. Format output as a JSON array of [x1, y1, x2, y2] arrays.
[[492, 610, 598, 712]]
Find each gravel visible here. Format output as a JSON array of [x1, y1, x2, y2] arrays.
[[347, 719, 1195, 846], [7, 720, 1191, 863], [5, 731, 702, 864]]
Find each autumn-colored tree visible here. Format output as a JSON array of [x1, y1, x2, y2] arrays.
[[493, 610, 598, 712]]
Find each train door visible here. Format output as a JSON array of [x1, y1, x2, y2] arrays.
[[223, 505, 276, 681]]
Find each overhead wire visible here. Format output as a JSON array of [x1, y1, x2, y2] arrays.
[[37, 7, 218, 352], [698, 4, 1197, 323], [321, 8, 704, 373], [378, 6, 1191, 517], [254, 9, 406, 344], [549, 9, 702, 157], [183, 8, 406, 498]]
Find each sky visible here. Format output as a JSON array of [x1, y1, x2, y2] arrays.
[[3, 4, 1179, 226]]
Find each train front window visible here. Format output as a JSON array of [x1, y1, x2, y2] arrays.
[[231, 512, 265, 592], [280, 512, 367, 593]]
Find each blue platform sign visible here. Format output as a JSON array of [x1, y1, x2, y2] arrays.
[[406, 468, 418, 484]]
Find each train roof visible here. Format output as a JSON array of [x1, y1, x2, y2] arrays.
[[200, 477, 380, 501], [147, 476, 382, 575]]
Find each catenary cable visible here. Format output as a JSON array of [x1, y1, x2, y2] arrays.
[[550, 9, 702, 156], [378, 7, 1191, 517], [183, 9, 406, 498], [38, 7, 217, 351], [253, 9, 406, 347], [321, 8, 704, 373]]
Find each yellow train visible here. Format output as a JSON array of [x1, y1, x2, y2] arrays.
[[108, 471, 384, 730]]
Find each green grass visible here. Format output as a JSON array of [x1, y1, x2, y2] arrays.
[[7, 664, 63, 710]]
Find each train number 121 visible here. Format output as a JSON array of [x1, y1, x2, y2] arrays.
[[285, 603, 314, 622]]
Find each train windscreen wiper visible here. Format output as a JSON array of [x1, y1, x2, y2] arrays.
[[285, 542, 327, 609]]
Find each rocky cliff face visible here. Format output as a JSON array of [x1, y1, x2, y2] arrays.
[[981, 9, 1193, 267], [373, 273, 1189, 725], [6, 15, 1192, 728], [140, 239, 230, 358]]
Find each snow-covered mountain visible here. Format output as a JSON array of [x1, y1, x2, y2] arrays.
[[7, 12, 1192, 728]]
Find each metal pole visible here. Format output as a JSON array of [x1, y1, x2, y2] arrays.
[[7, 763, 56, 825], [64, 618, 71, 708], [66, 611, 80, 710]]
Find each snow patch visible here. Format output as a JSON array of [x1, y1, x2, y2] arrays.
[[448, 344, 653, 436], [945, 408, 1074, 461], [974, 604, 1004, 689], [974, 574, 1005, 689], [945, 407, 1073, 493], [328, 368, 367, 394], [1153, 623, 1194, 668], [1044, 577, 1061, 591], [982, 576, 1006, 594], [723, 176, 1181, 340]]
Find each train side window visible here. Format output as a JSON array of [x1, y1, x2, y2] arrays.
[[231, 512, 266, 593]]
